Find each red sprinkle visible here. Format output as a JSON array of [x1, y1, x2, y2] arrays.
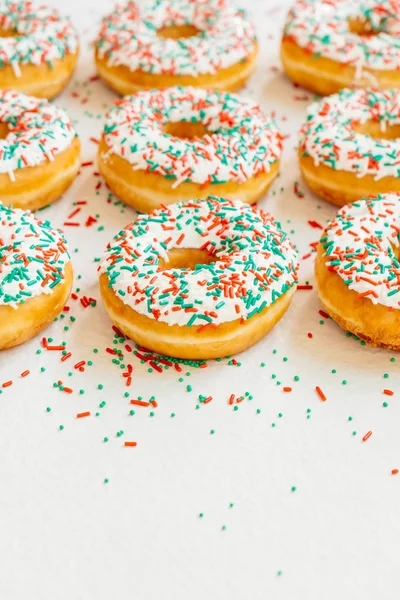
[[124, 441, 137, 447], [383, 389, 394, 396], [20, 370, 30, 378], [308, 220, 323, 229], [67, 208, 81, 220], [362, 431, 372, 442], [130, 399, 150, 407], [391, 469, 399, 475], [76, 412, 90, 418], [315, 386, 327, 401]]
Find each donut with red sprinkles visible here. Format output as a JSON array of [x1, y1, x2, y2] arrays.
[[282, 0, 400, 96], [315, 193, 400, 349], [95, 0, 257, 94], [98, 86, 282, 212], [99, 196, 298, 359], [0, 89, 81, 211], [0, 0, 79, 98], [298, 88, 400, 207], [0, 202, 73, 350]]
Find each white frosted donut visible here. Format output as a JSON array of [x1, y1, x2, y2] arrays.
[[0, 90, 80, 211], [0, 0, 79, 98], [95, 0, 257, 94], [281, 0, 400, 95], [99, 197, 298, 359], [315, 193, 400, 349], [0, 203, 73, 349], [298, 88, 400, 206], [98, 86, 282, 212]]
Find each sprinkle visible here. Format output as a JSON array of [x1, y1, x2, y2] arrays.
[[315, 386, 327, 401], [130, 399, 150, 407], [362, 431, 373, 442], [77, 411, 90, 418]]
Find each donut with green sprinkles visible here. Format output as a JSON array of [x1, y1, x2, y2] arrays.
[[283, 0, 400, 76], [0, 0, 78, 75], [96, 0, 256, 78], [299, 89, 400, 180], [99, 196, 298, 328], [100, 86, 282, 188], [0, 203, 71, 309], [0, 90, 77, 181], [316, 193, 400, 349]]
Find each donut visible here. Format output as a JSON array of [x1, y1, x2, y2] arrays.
[[0, 1, 79, 99], [0, 203, 73, 350], [0, 90, 80, 211], [99, 197, 298, 360], [98, 86, 282, 213], [315, 193, 400, 350], [95, 0, 257, 95], [281, 0, 400, 96], [298, 89, 400, 207]]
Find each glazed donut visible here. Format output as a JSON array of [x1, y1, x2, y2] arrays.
[[315, 193, 400, 350], [99, 197, 298, 360], [0, 1, 79, 99], [0, 90, 80, 211], [0, 203, 73, 350], [95, 0, 257, 95], [98, 86, 282, 213], [281, 0, 400, 96], [299, 89, 400, 207]]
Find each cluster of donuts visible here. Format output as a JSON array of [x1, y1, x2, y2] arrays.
[[2, 0, 400, 357], [282, 0, 400, 350]]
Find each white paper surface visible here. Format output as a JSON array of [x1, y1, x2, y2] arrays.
[[0, 1, 399, 598]]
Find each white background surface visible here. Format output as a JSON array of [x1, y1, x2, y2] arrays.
[[1, 1, 400, 598]]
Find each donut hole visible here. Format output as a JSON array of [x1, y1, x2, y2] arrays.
[[352, 120, 400, 140], [157, 24, 201, 40], [159, 248, 216, 271], [0, 122, 10, 139], [348, 18, 380, 37], [164, 120, 209, 140]]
